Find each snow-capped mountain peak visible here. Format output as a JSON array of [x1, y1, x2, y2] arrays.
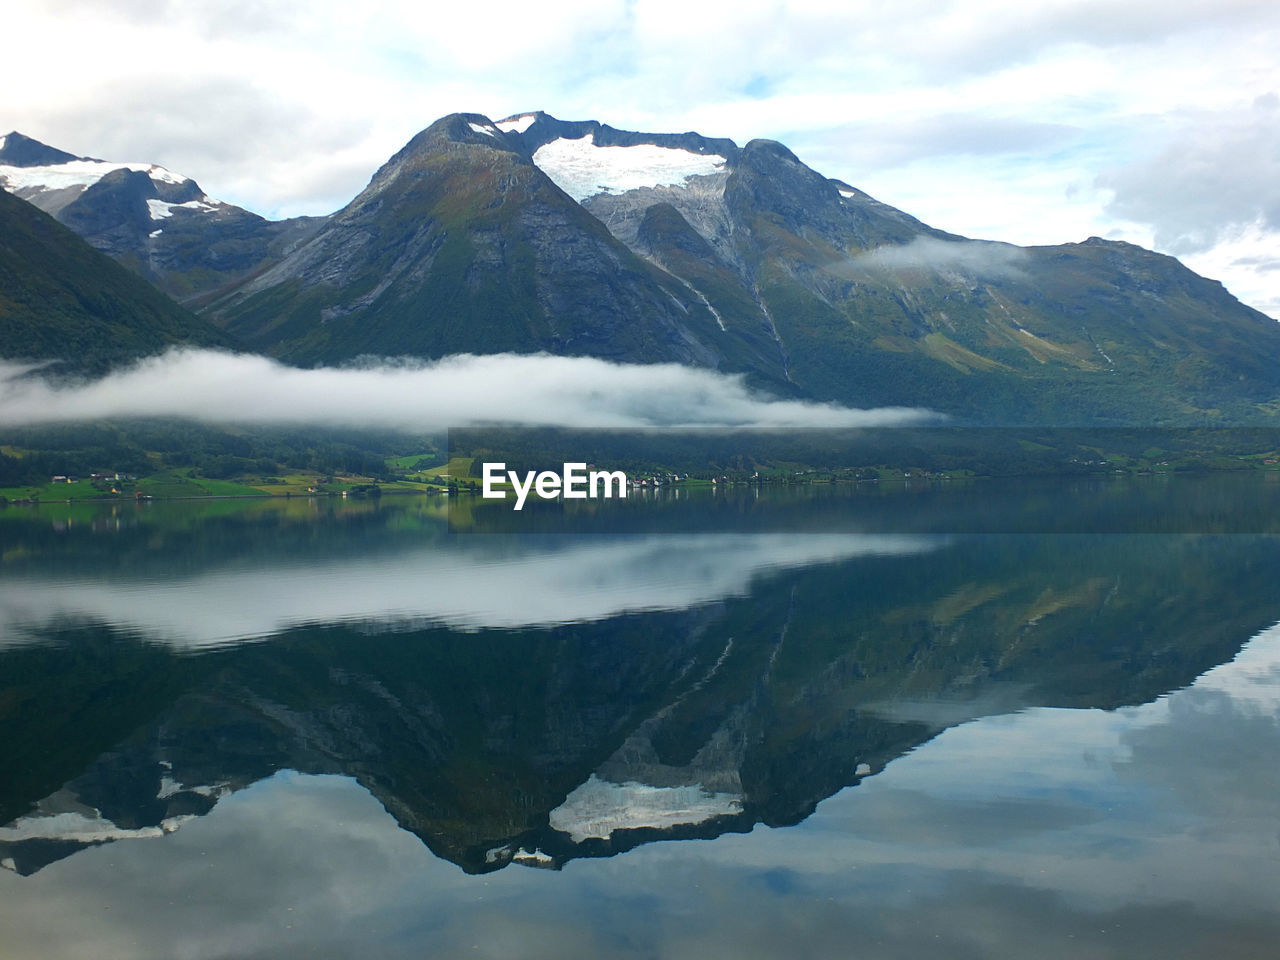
[[0, 130, 325, 304], [495, 112, 538, 134], [1, 157, 199, 203], [0, 132, 218, 222]]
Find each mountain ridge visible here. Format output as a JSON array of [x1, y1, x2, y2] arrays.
[[202, 112, 792, 383], [0, 133, 323, 303], [0, 131, 88, 168], [4, 114, 1280, 423]]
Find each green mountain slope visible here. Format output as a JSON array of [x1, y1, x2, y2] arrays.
[[703, 137, 1280, 422], [0, 187, 233, 373]]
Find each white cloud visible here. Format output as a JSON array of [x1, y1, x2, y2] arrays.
[[1179, 221, 1280, 319], [844, 236, 1029, 277], [0, 350, 934, 430], [1098, 95, 1280, 255]]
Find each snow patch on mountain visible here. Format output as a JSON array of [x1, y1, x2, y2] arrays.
[[467, 122, 497, 138], [532, 133, 727, 203], [1, 159, 143, 194], [0, 159, 190, 198], [548, 773, 742, 842], [496, 114, 537, 134], [146, 198, 175, 220], [146, 165, 188, 185], [146, 197, 219, 220]]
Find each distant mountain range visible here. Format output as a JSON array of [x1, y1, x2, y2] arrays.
[[0, 131, 321, 302], [4, 115, 1280, 423]]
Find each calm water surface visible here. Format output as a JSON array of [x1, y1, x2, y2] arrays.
[[1, 478, 1279, 958]]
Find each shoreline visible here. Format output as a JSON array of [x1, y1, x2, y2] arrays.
[[4, 468, 1277, 506]]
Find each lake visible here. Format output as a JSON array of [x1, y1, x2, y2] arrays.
[[2, 477, 1279, 957]]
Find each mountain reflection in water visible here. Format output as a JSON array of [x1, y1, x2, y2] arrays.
[[1, 490, 1279, 959]]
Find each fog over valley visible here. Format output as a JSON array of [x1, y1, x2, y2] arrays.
[[0, 349, 936, 430]]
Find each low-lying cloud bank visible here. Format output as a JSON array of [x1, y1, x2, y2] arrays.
[[0, 349, 935, 430], [842, 236, 1029, 277]]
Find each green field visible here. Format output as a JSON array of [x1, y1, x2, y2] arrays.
[[385, 452, 444, 471], [0, 479, 104, 501], [136, 473, 266, 498], [0, 472, 271, 501], [421, 456, 475, 480]]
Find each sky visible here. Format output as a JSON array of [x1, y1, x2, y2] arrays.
[[4, 0, 1280, 316]]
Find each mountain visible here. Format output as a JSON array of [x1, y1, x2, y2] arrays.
[[200, 111, 1280, 423], [0, 132, 322, 302], [507, 113, 1280, 423], [0, 186, 232, 373], [203, 114, 789, 381], [7, 117, 1280, 423]]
